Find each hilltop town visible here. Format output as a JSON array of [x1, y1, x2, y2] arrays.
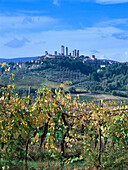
[[14, 45, 118, 74], [38, 45, 118, 65], [0, 45, 119, 71], [0, 45, 128, 99], [0, 45, 119, 74]]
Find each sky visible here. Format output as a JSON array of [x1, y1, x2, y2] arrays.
[[0, 0, 128, 62]]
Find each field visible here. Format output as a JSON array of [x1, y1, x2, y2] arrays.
[[1, 58, 128, 103], [0, 60, 128, 169], [2, 71, 128, 102], [72, 93, 128, 103], [0, 82, 128, 170]]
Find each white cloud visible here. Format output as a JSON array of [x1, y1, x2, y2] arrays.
[[5, 37, 30, 48], [17, 10, 46, 14], [0, 11, 128, 62], [53, 0, 59, 6], [97, 18, 128, 27], [0, 15, 58, 31], [1, 26, 128, 62], [112, 32, 128, 40], [95, 0, 128, 4], [1, 0, 37, 2]]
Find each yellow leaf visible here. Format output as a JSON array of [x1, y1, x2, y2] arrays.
[[49, 125, 54, 130], [22, 121, 25, 125], [67, 96, 71, 101], [64, 81, 72, 85], [84, 146, 87, 149], [8, 125, 12, 130], [65, 160, 70, 164], [45, 143, 49, 149], [35, 133, 39, 140], [60, 84, 64, 88], [65, 137, 69, 142], [53, 103, 58, 108], [21, 105, 25, 110], [101, 99, 103, 104], [79, 155, 83, 160], [11, 72, 15, 78], [77, 94, 80, 99], [8, 67, 10, 71], [1, 62, 6, 67]]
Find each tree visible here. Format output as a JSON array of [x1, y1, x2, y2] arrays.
[[68, 87, 76, 93]]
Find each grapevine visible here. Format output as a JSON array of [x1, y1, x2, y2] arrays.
[[0, 80, 128, 169]]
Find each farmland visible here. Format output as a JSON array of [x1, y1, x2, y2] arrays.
[[0, 81, 128, 169]]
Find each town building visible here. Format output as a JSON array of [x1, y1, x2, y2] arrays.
[[37, 45, 118, 67], [61, 45, 64, 55]]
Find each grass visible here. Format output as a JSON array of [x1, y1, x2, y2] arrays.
[[13, 73, 128, 103], [15, 75, 46, 89], [72, 94, 94, 103], [1, 70, 128, 103], [43, 81, 70, 91], [1, 146, 128, 170], [0, 159, 89, 170], [71, 93, 128, 103]]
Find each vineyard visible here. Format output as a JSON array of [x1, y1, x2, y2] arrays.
[[0, 76, 128, 169]]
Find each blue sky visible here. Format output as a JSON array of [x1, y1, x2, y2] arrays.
[[0, 0, 128, 61]]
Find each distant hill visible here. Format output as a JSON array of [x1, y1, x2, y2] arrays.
[[0, 57, 128, 98], [98, 59, 118, 62], [0, 57, 38, 63]]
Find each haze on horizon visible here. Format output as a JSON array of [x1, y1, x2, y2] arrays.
[[0, 0, 128, 62]]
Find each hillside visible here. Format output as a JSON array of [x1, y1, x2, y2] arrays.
[[0, 57, 128, 99], [0, 57, 38, 63]]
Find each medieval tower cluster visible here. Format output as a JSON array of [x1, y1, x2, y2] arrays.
[[44, 45, 79, 58]]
